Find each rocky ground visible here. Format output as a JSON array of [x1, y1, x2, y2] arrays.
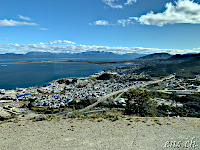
[[0, 116, 199, 150]]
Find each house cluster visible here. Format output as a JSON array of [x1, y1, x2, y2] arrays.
[[147, 75, 200, 95], [0, 88, 32, 101], [165, 77, 200, 91], [0, 70, 146, 109], [32, 74, 138, 108], [0, 104, 25, 119], [110, 67, 151, 82], [151, 98, 183, 107]]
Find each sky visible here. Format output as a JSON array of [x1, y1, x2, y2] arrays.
[[1, 0, 200, 55]]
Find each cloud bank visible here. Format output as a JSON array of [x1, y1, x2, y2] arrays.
[[1, 40, 199, 55], [134, 0, 200, 26]]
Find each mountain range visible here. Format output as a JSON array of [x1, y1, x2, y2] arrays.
[[1, 51, 200, 62], [0, 51, 146, 59]]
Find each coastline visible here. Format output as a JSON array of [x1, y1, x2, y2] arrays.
[[0, 61, 120, 90], [0, 60, 130, 65], [0, 70, 103, 91]]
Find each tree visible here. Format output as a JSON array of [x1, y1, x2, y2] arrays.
[[123, 89, 157, 117], [96, 73, 112, 80]]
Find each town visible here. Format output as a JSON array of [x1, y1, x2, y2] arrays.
[[1, 64, 200, 120]]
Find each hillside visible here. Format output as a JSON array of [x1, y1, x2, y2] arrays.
[[137, 53, 172, 60], [139, 57, 200, 78], [171, 53, 200, 60]]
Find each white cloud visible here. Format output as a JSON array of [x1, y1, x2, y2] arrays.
[[90, 20, 110, 26], [0, 19, 38, 26], [62, 40, 76, 44], [46, 40, 76, 45], [102, 0, 136, 9], [118, 17, 134, 26], [102, 0, 123, 9], [1, 38, 9, 41], [90, 18, 135, 27], [18, 15, 32, 21], [1, 41, 200, 55], [134, 0, 200, 26], [124, 0, 137, 5], [39, 28, 49, 30]]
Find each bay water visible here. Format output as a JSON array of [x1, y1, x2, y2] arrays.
[[0, 58, 133, 90]]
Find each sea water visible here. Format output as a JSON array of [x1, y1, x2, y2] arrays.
[[0, 61, 129, 90]]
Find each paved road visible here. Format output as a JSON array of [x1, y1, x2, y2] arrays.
[[78, 88, 133, 112]]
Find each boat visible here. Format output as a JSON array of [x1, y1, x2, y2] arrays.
[[1, 65, 7, 67]]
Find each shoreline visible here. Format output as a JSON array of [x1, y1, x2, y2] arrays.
[[0, 61, 126, 90], [0, 60, 131, 65], [0, 73, 99, 91], [0, 64, 114, 90], [0, 59, 138, 90]]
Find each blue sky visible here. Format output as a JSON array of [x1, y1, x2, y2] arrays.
[[1, 0, 200, 54]]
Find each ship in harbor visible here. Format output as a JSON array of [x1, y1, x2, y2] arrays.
[[1, 65, 7, 67]]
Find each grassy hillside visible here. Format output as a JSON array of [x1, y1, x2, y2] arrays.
[[170, 53, 200, 60], [137, 53, 172, 60], [139, 57, 200, 78]]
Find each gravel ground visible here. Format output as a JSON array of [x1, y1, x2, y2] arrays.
[[0, 117, 199, 150]]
